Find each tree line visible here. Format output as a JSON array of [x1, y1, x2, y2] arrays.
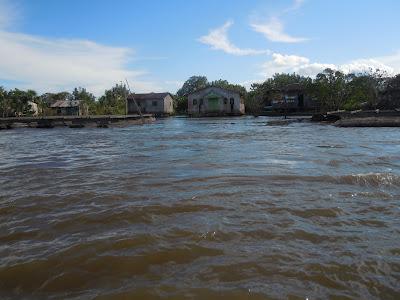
[[0, 84, 129, 117], [247, 69, 400, 113], [1, 68, 400, 117]]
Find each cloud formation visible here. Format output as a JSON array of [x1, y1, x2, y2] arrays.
[[260, 52, 398, 78], [0, 31, 161, 96], [251, 17, 308, 43], [198, 21, 270, 56], [0, 0, 163, 96]]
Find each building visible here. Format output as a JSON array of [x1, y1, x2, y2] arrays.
[[28, 101, 39, 116], [127, 93, 174, 116], [187, 86, 245, 116], [50, 100, 86, 116], [269, 84, 318, 112]]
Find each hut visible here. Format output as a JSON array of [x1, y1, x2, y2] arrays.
[[187, 86, 245, 116], [128, 93, 174, 116], [50, 100, 86, 116], [28, 101, 39, 116], [270, 84, 318, 112]]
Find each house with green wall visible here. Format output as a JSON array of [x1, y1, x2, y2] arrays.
[[187, 86, 245, 117]]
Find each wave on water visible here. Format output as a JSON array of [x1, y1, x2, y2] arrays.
[[335, 172, 400, 187], [172, 172, 400, 188]]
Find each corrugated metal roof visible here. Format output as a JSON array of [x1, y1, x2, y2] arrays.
[[188, 86, 240, 97], [50, 100, 80, 108], [128, 92, 171, 101]]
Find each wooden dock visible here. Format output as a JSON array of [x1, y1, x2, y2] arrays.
[[0, 114, 155, 129]]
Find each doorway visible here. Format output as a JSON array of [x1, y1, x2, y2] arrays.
[[298, 94, 304, 109]]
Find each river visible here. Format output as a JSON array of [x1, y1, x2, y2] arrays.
[[0, 117, 399, 299]]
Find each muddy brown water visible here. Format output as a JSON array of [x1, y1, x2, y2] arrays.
[[0, 117, 399, 299]]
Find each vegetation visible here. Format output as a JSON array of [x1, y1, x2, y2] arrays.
[[0, 69, 399, 117], [96, 84, 128, 115], [0, 84, 128, 117], [0, 88, 37, 117], [248, 69, 392, 113], [246, 73, 312, 114]]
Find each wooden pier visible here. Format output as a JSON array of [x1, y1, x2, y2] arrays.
[[0, 114, 155, 129]]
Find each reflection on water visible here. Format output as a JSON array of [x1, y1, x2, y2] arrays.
[[0, 117, 400, 299]]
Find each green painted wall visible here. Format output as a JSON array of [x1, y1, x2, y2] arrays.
[[208, 97, 219, 111]]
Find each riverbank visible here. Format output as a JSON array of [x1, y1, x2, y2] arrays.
[[0, 114, 155, 129], [310, 110, 400, 127], [335, 116, 400, 127]]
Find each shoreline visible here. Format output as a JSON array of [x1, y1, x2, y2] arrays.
[[334, 117, 400, 127], [0, 114, 155, 129]]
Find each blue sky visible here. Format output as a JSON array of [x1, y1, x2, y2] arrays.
[[0, 0, 400, 96]]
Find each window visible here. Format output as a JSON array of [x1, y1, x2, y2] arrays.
[[200, 98, 204, 105], [193, 99, 197, 105], [224, 98, 228, 105], [152, 101, 157, 106], [230, 98, 234, 105]]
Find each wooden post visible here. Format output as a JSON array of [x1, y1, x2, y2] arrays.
[[125, 86, 128, 115], [125, 79, 144, 122]]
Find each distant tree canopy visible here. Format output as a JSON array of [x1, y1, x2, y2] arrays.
[[247, 69, 392, 113], [246, 73, 313, 114], [309, 68, 388, 111], [176, 76, 208, 97], [72, 87, 96, 115], [96, 84, 128, 115], [1, 69, 399, 117], [378, 74, 400, 109], [0, 88, 37, 117]]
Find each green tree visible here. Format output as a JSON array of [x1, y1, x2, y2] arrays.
[[173, 95, 188, 114], [344, 75, 371, 110], [97, 83, 128, 115], [209, 79, 247, 96], [72, 87, 96, 115], [174, 76, 208, 113], [310, 69, 348, 111], [0, 87, 6, 117], [6, 89, 38, 116], [40, 92, 71, 106], [378, 74, 400, 109], [246, 73, 311, 114], [176, 76, 208, 97]]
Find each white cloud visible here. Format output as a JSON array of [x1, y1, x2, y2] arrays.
[[0, 30, 162, 96], [0, 0, 163, 96], [377, 51, 400, 71], [340, 59, 395, 75], [260, 53, 334, 77], [198, 21, 270, 56], [251, 17, 308, 43], [260, 52, 400, 78]]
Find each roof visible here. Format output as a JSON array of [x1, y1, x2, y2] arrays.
[[284, 83, 304, 92], [188, 86, 241, 97], [50, 100, 81, 108], [265, 83, 304, 94], [128, 92, 171, 101]]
